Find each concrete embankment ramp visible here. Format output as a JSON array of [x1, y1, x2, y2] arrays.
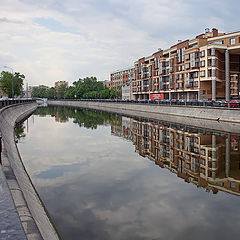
[[48, 100, 240, 134], [0, 103, 60, 240]]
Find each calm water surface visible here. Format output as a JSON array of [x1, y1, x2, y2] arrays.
[[17, 106, 240, 240]]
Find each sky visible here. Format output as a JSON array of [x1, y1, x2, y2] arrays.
[[0, 0, 239, 88]]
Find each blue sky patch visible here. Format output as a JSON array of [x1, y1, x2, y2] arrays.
[[34, 17, 70, 33]]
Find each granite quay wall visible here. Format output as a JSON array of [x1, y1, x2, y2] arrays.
[[48, 100, 240, 134], [0, 102, 60, 240]]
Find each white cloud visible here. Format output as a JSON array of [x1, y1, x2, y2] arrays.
[[0, 0, 239, 87]]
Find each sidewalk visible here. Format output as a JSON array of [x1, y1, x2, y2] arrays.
[[0, 163, 26, 240]]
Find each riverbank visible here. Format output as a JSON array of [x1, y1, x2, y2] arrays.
[[0, 102, 60, 240], [47, 100, 240, 134]]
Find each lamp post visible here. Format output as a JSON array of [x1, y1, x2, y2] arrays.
[[4, 66, 14, 99]]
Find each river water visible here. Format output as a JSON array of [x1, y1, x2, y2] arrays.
[[17, 106, 240, 240]]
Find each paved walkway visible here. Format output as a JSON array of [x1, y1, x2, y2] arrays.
[[0, 164, 26, 240]]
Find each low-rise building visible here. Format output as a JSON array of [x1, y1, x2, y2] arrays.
[[110, 67, 135, 93], [102, 80, 111, 89], [122, 83, 132, 100], [55, 81, 68, 91]]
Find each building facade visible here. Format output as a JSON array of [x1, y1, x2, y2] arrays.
[[110, 67, 135, 99], [55, 81, 68, 91], [117, 28, 240, 101], [102, 80, 111, 89], [122, 82, 132, 100]]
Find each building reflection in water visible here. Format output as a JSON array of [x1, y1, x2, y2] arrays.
[[111, 117, 240, 196], [34, 106, 240, 197]]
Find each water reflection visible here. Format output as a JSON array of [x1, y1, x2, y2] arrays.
[[36, 106, 119, 129], [15, 122, 26, 141], [17, 106, 240, 240], [111, 117, 240, 196], [33, 106, 240, 196]]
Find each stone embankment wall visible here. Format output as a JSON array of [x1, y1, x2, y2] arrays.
[[0, 103, 60, 240], [48, 100, 240, 134]]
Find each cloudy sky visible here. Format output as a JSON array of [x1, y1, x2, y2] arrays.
[[0, 0, 239, 88]]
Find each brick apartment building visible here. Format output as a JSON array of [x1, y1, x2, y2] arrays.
[[111, 28, 240, 101]]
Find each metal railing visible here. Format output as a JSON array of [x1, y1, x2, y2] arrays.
[[49, 98, 240, 109], [0, 98, 35, 109]]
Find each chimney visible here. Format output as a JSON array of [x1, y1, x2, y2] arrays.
[[212, 28, 218, 37]]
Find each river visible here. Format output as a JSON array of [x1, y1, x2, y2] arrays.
[[16, 106, 240, 240]]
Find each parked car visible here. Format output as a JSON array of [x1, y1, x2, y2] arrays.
[[225, 100, 240, 108]]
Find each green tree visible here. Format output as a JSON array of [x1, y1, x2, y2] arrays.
[[57, 76, 118, 100], [32, 87, 47, 98], [57, 85, 67, 99], [46, 87, 56, 99], [0, 71, 24, 97]]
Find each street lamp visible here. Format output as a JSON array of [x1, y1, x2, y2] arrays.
[[4, 66, 14, 99]]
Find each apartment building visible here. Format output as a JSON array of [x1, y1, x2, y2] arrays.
[[132, 28, 240, 101], [110, 67, 135, 99]]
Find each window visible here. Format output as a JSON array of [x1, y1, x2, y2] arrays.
[[200, 70, 205, 77], [212, 40, 224, 45], [185, 63, 190, 69], [239, 37, 240, 43], [209, 69, 216, 77], [230, 182, 236, 188], [200, 60, 205, 67], [185, 54, 190, 60], [200, 50, 205, 57], [193, 72, 198, 78], [211, 48, 215, 56], [230, 38, 236, 45], [211, 58, 216, 67]]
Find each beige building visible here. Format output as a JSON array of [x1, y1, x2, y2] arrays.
[[110, 67, 135, 91], [55, 81, 68, 91], [102, 80, 110, 89]]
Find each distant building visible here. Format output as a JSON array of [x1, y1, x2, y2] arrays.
[[0, 89, 7, 98], [122, 82, 131, 100], [102, 80, 110, 89], [38, 85, 49, 89], [110, 67, 135, 90], [55, 81, 68, 91], [23, 85, 33, 98]]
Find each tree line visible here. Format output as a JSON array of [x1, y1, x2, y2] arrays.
[[35, 106, 122, 129], [32, 77, 120, 99]]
